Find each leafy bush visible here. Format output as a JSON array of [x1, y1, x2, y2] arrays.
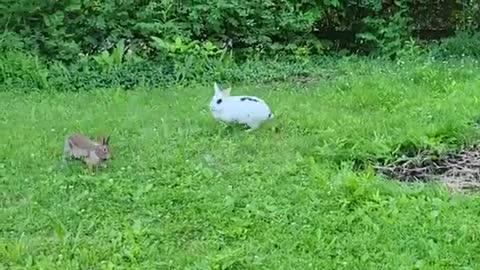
[[1, 0, 480, 93], [356, 0, 413, 58], [0, 51, 50, 91], [1, 0, 479, 61], [0, 40, 339, 92], [430, 31, 480, 59]]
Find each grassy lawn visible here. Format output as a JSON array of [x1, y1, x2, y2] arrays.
[[2, 59, 480, 269]]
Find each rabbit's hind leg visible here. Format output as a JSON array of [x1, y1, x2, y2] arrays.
[[59, 149, 73, 171], [61, 148, 72, 168], [62, 140, 75, 161], [245, 121, 261, 132]]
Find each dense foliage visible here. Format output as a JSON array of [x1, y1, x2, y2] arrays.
[[1, 0, 479, 92], [2, 0, 479, 60]]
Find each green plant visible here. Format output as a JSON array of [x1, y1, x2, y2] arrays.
[[150, 36, 228, 82], [356, 0, 413, 58], [455, 0, 480, 31], [430, 31, 480, 59], [92, 39, 143, 72], [0, 51, 50, 91], [3, 0, 478, 61], [0, 31, 27, 53]]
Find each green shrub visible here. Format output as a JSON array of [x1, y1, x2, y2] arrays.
[[1, 0, 480, 92], [430, 31, 480, 59], [0, 51, 50, 91], [1, 0, 478, 61], [356, 0, 413, 58], [0, 41, 339, 92]]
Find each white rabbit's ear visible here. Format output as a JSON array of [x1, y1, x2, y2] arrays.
[[214, 82, 222, 95], [222, 87, 231, 96]]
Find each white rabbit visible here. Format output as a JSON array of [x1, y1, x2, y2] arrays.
[[210, 82, 274, 131]]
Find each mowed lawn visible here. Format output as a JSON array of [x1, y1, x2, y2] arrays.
[[3, 60, 480, 269]]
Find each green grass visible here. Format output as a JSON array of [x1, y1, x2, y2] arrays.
[[2, 58, 480, 269]]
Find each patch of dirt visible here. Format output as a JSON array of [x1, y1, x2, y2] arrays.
[[259, 69, 339, 89], [374, 144, 480, 192]]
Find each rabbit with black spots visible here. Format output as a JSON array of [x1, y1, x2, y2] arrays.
[[209, 82, 274, 131]]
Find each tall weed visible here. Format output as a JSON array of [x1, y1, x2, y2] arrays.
[[0, 51, 49, 91], [430, 31, 480, 59]]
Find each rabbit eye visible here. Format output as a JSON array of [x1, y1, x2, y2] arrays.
[[216, 99, 222, 104]]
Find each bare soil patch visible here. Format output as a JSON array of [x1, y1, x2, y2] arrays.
[[374, 144, 480, 191]]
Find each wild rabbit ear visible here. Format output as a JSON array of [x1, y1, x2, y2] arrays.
[[102, 135, 110, 145]]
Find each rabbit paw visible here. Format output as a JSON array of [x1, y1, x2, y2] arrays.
[[245, 122, 261, 132]]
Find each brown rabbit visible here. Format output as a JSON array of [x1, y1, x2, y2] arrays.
[[63, 133, 111, 171]]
